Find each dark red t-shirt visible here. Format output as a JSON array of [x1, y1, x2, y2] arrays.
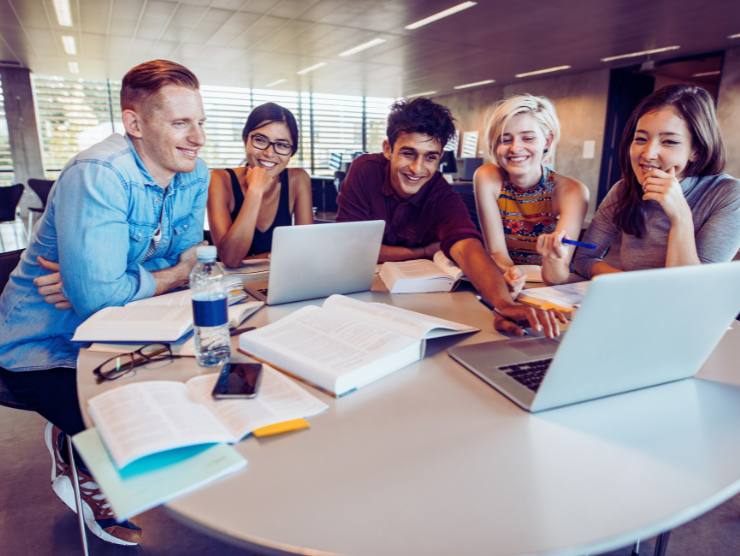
[[336, 153, 481, 257]]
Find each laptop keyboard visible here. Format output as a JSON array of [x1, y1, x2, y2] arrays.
[[498, 358, 553, 391]]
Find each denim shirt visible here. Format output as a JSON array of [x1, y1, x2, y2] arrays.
[[0, 133, 208, 371]]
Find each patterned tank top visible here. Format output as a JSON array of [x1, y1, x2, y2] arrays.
[[497, 166, 557, 265]]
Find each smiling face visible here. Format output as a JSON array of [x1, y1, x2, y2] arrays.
[[383, 132, 442, 198], [125, 84, 206, 186], [629, 106, 695, 185], [495, 112, 551, 185], [244, 121, 293, 172]]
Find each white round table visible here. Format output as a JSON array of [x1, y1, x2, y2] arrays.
[[77, 291, 740, 555]]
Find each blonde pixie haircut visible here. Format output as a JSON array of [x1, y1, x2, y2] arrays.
[[484, 94, 560, 167]]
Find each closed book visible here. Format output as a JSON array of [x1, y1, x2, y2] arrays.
[[73, 428, 246, 521]]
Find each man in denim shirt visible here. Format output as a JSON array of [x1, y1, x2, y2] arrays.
[[0, 60, 208, 545]]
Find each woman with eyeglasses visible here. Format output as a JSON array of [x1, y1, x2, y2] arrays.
[[208, 102, 313, 267]]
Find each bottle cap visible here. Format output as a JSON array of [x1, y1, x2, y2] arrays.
[[195, 245, 218, 262]]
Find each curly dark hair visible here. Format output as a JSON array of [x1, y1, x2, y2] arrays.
[[386, 97, 456, 149], [613, 84, 725, 237]]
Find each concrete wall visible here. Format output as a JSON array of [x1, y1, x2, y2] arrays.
[[0, 66, 45, 214], [717, 46, 740, 178], [435, 69, 611, 216], [434, 84, 504, 156]]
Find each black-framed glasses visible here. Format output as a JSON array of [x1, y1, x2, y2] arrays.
[[93, 343, 184, 383], [249, 133, 293, 156]]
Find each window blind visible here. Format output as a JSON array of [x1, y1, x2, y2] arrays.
[[32, 75, 394, 177], [32, 75, 121, 178], [0, 77, 14, 186]]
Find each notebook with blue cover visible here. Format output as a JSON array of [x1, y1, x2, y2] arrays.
[[73, 428, 247, 521]]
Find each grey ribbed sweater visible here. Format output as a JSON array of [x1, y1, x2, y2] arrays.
[[573, 174, 740, 278]]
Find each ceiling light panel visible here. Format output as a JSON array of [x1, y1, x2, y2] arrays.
[[515, 65, 571, 78], [53, 0, 73, 27], [406, 90, 438, 98], [600, 45, 680, 62], [339, 38, 386, 57], [264, 78, 287, 88], [453, 79, 495, 90], [405, 2, 477, 30], [297, 62, 327, 75], [62, 35, 77, 55]]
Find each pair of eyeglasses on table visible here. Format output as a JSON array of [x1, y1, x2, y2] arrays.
[[92, 326, 256, 383]]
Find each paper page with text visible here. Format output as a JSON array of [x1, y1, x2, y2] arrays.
[[519, 281, 590, 312], [324, 295, 477, 339], [72, 304, 193, 343], [186, 366, 328, 440], [239, 304, 421, 393], [88, 381, 233, 468]]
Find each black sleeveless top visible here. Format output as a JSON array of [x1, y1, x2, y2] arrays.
[[226, 167, 292, 256]]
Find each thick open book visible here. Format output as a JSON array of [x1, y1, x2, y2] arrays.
[[380, 252, 543, 294], [518, 281, 590, 313], [379, 254, 463, 293], [87, 366, 328, 469], [73, 288, 263, 344], [238, 294, 478, 396]]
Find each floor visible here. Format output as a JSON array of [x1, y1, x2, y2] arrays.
[[1, 406, 738, 556]]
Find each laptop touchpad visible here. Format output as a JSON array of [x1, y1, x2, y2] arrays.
[[505, 338, 559, 358]]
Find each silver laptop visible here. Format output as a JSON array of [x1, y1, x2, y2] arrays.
[[448, 262, 740, 412], [246, 220, 384, 305]]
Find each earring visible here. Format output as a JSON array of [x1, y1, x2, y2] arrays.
[[543, 147, 549, 154]]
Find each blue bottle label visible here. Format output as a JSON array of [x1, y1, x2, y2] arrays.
[[192, 297, 228, 327]]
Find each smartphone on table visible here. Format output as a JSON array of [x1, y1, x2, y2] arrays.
[[212, 362, 263, 399]]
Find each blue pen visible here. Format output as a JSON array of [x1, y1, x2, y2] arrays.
[[562, 238, 597, 249]]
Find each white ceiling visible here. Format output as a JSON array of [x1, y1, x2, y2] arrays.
[[0, 0, 739, 97]]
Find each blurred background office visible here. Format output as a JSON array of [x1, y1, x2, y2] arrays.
[[2, 0, 740, 252]]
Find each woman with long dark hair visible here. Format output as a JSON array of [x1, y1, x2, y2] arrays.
[[208, 102, 313, 267], [573, 84, 739, 278]]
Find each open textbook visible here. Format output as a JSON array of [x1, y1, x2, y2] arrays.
[[87, 366, 328, 469], [73, 288, 263, 344], [518, 281, 590, 313], [380, 251, 543, 293], [238, 294, 478, 396], [87, 301, 263, 356]]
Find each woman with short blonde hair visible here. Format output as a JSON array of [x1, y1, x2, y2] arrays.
[[474, 93, 589, 289]]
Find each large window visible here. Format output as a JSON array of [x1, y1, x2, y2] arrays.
[[0, 77, 14, 186], [33, 76, 121, 178], [32, 75, 393, 177]]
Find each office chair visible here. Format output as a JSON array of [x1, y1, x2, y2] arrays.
[[0, 184, 25, 251], [26, 178, 55, 239], [0, 248, 90, 555]]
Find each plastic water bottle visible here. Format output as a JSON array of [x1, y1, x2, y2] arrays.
[[189, 246, 231, 367]]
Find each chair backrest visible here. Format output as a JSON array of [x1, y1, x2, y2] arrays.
[[28, 178, 55, 208], [0, 248, 28, 410], [0, 248, 22, 295], [0, 184, 24, 222]]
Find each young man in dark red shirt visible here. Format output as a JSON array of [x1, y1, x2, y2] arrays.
[[337, 97, 563, 337]]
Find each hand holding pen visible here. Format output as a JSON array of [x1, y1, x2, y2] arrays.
[[537, 230, 596, 260]]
